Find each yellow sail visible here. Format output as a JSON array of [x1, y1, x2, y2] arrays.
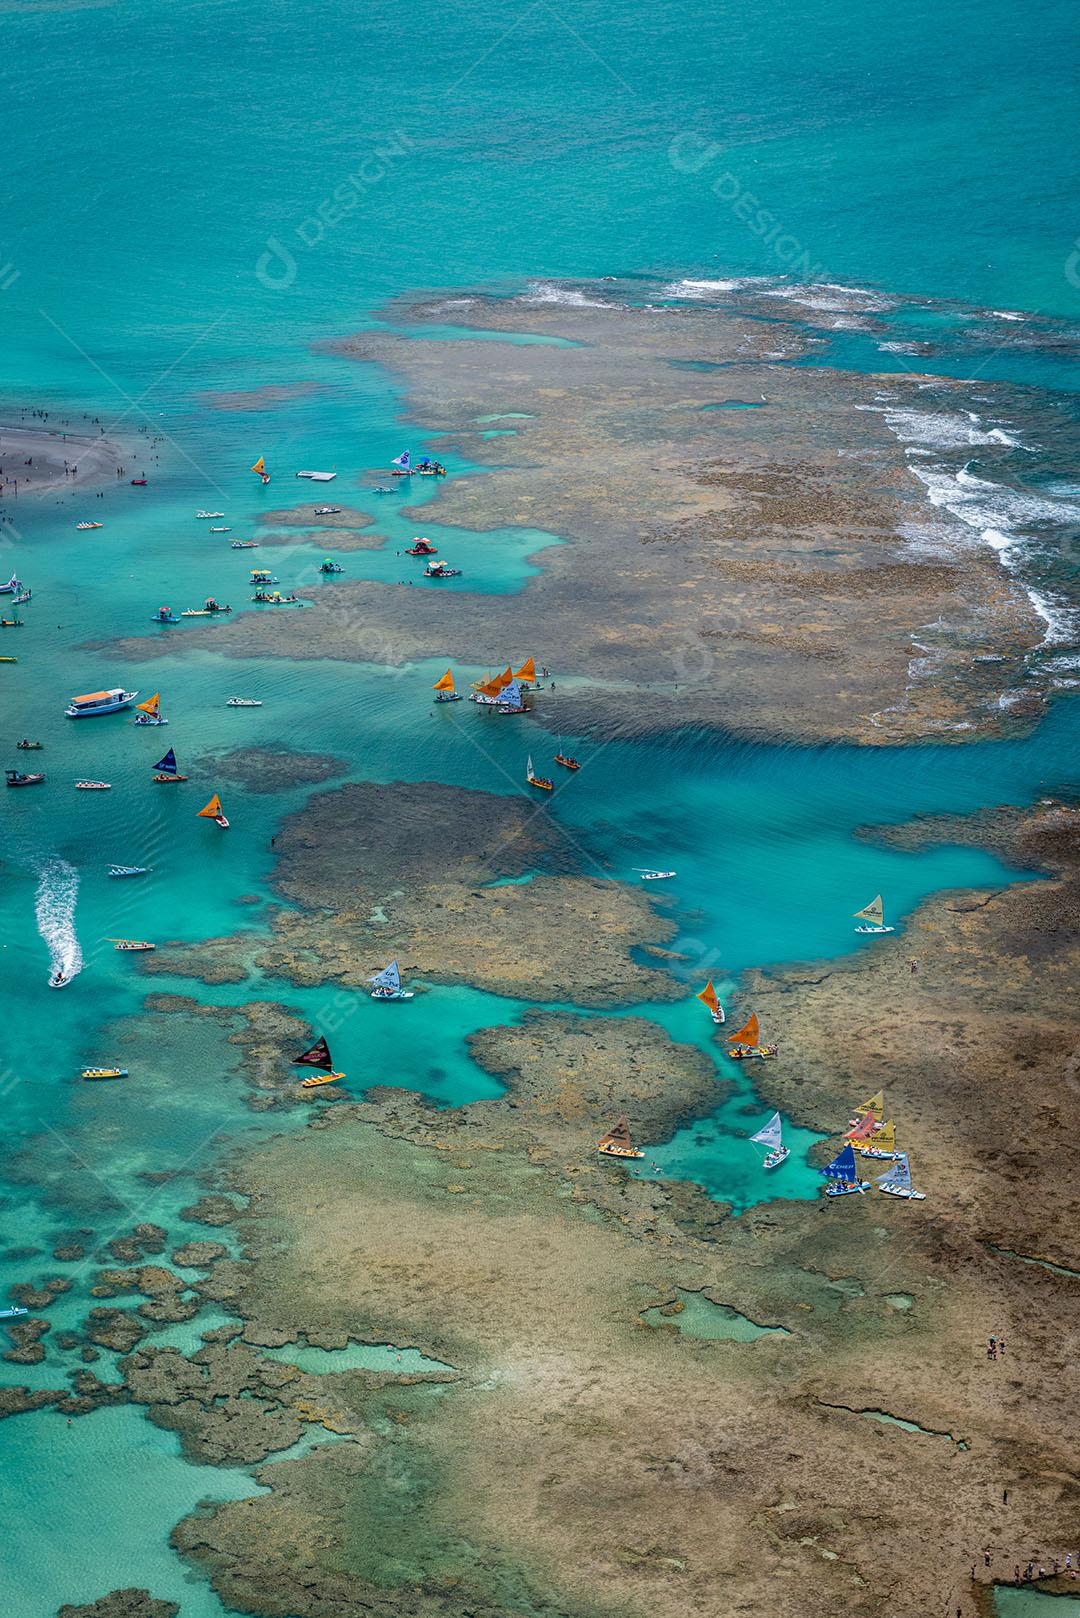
[[432, 669, 455, 692], [727, 1012, 759, 1047], [854, 1089, 885, 1119], [854, 894, 885, 925], [873, 1119, 896, 1149], [136, 693, 160, 716], [250, 456, 266, 474], [197, 794, 224, 819], [514, 655, 537, 683], [696, 980, 720, 1014]]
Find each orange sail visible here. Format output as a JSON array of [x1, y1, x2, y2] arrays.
[[696, 980, 720, 1015], [727, 1012, 759, 1047], [494, 665, 514, 691], [250, 456, 266, 474], [136, 693, 160, 716], [514, 655, 536, 683], [432, 668, 455, 693], [197, 794, 225, 820], [476, 676, 503, 698]]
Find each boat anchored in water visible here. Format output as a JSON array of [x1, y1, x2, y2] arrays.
[[314, 506, 341, 515], [196, 511, 225, 519], [197, 793, 230, 829], [0, 1305, 29, 1319], [12, 589, 31, 606], [109, 939, 156, 952], [406, 538, 437, 556], [854, 894, 895, 934], [152, 748, 187, 783], [596, 1115, 645, 1160], [150, 606, 177, 624], [181, 597, 231, 617], [6, 768, 44, 787], [81, 1067, 128, 1081], [225, 697, 262, 707], [108, 865, 150, 878], [210, 526, 231, 532], [133, 693, 167, 726], [853, 1118, 900, 1161], [750, 1111, 789, 1170], [250, 569, 278, 585], [16, 740, 43, 750], [75, 522, 103, 531], [822, 1142, 871, 1197], [725, 1013, 778, 1061], [636, 869, 676, 881], [423, 560, 460, 578], [432, 669, 463, 703], [526, 754, 553, 792], [876, 1153, 926, 1201], [74, 780, 111, 791], [318, 558, 344, 574], [231, 540, 259, 549], [369, 960, 413, 1001], [696, 979, 725, 1025], [293, 1035, 346, 1088], [65, 688, 138, 719]]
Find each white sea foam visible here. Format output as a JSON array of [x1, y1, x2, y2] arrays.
[[35, 857, 82, 984], [758, 281, 895, 314], [878, 406, 1026, 450], [519, 282, 607, 308], [660, 276, 777, 298]]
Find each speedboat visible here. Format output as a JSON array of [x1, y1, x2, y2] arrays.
[[75, 522, 103, 531], [637, 869, 676, 881], [225, 697, 262, 707], [314, 506, 341, 515], [65, 688, 138, 719], [230, 540, 259, 549], [210, 526, 231, 532], [16, 740, 43, 750], [110, 939, 156, 951], [74, 780, 112, 790], [130, 478, 147, 486], [196, 511, 225, 519], [108, 865, 150, 878], [6, 769, 45, 787], [81, 1067, 128, 1081], [49, 971, 70, 989]]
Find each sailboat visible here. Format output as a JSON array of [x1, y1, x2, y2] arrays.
[[853, 1119, 900, 1161], [526, 754, 554, 792], [197, 793, 230, 829], [853, 894, 894, 934], [293, 1035, 345, 1089], [497, 678, 526, 714], [844, 1111, 881, 1146], [876, 1153, 925, 1201], [390, 450, 413, 475], [696, 979, 725, 1025], [432, 668, 462, 703], [553, 736, 581, 770], [821, 1141, 870, 1197], [514, 655, 539, 689], [133, 692, 167, 727], [596, 1115, 645, 1160], [849, 1089, 885, 1125], [750, 1111, 789, 1169], [369, 960, 414, 1001], [251, 455, 271, 486], [152, 748, 188, 783], [725, 1013, 777, 1061]]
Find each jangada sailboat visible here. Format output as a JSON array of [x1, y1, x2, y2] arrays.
[[133, 692, 167, 726], [821, 1141, 871, 1197], [369, 960, 414, 1001], [596, 1115, 645, 1160], [849, 1089, 884, 1127], [853, 894, 894, 934], [197, 793, 229, 829], [432, 668, 463, 703], [725, 1013, 777, 1061], [293, 1035, 345, 1089], [526, 754, 554, 792], [152, 748, 187, 783], [696, 979, 725, 1025], [853, 1119, 900, 1161], [750, 1111, 789, 1169], [876, 1153, 925, 1201]]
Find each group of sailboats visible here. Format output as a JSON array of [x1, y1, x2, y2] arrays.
[[820, 1090, 925, 1199], [289, 963, 415, 1092], [468, 658, 541, 712]]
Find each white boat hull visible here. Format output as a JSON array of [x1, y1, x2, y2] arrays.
[[854, 924, 895, 934], [878, 1184, 926, 1200], [763, 1146, 789, 1169]]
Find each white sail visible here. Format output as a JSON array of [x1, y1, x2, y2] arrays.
[[854, 894, 885, 925], [370, 960, 401, 990], [527, 754, 534, 778], [750, 1112, 783, 1150]]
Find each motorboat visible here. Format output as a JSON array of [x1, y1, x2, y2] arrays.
[[65, 688, 138, 719], [108, 865, 150, 878], [81, 1067, 128, 1081], [314, 506, 341, 515], [181, 598, 232, 617], [210, 526, 231, 532], [130, 478, 147, 486], [196, 511, 225, 519], [637, 869, 676, 881], [225, 697, 262, 707], [0, 618, 22, 628], [49, 971, 70, 988], [16, 741, 43, 751], [109, 939, 156, 951], [6, 769, 44, 787], [74, 780, 112, 790], [231, 540, 259, 549], [75, 522, 102, 531]]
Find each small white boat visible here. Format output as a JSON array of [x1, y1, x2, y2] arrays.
[[74, 780, 112, 790], [196, 511, 225, 519], [75, 522, 102, 531], [295, 470, 337, 482], [369, 960, 414, 1001], [210, 526, 231, 532], [108, 865, 150, 878], [225, 697, 262, 707], [314, 506, 341, 515], [49, 971, 71, 989], [65, 688, 138, 719], [231, 540, 259, 549], [750, 1111, 790, 1170], [876, 1155, 926, 1201], [637, 869, 676, 881], [854, 894, 895, 934], [0, 1305, 29, 1318]]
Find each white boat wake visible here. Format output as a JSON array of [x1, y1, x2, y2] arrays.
[[35, 858, 82, 985]]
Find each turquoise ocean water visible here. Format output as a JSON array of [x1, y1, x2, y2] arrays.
[[3, 0, 1080, 1609]]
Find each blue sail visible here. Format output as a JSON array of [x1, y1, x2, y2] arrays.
[[370, 960, 400, 990], [391, 451, 411, 470], [822, 1142, 858, 1180], [876, 1154, 911, 1191], [154, 748, 177, 773]]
